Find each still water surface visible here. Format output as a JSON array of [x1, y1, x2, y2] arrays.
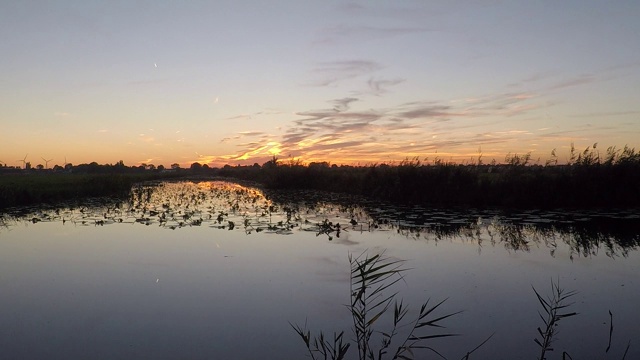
[[1, 181, 638, 359]]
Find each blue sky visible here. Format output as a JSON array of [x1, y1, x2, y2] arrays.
[[1, 0, 639, 167]]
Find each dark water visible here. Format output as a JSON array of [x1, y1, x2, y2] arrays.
[[1, 181, 638, 359]]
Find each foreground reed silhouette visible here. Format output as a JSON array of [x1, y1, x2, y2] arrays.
[[291, 251, 631, 360]]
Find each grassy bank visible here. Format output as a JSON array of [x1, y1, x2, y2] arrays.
[[0, 173, 175, 209]]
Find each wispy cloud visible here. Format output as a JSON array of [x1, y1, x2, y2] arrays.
[[238, 131, 265, 137], [365, 77, 405, 96], [547, 74, 597, 91], [331, 97, 359, 112], [569, 110, 640, 118], [507, 71, 557, 87], [398, 105, 455, 120], [225, 114, 253, 121], [307, 60, 383, 87], [216, 89, 549, 165]]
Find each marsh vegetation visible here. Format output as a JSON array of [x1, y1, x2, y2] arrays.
[[2, 144, 639, 209], [227, 144, 640, 208]]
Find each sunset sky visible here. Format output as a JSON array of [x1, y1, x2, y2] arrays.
[[1, 1, 639, 168]]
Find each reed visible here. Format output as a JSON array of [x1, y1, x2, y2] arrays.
[[292, 253, 632, 359], [221, 144, 640, 208], [532, 279, 578, 360], [292, 251, 465, 360]]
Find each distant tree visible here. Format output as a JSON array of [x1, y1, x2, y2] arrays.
[[171, 163, 181, 170], [36, 164, 44, 170], [262, 156, 279, 169], [309, 161, 330, 169], [64, 163, 73, 171], [253, 163, 261, 168], [202, 164, 210, 169], [190, 162, 202, 171], [53, 165, 63, 171], [157, 164, 165, 171], [88, 162, 100, 173]]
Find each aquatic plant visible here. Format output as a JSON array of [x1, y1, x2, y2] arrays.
[[532, 280, 578, 360], [531, 280, 631, 360], [291, 251, 464, 360], [292, 253, 632, 360]]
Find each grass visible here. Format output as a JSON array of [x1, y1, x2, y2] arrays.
[[2, 143, 639, 209], [0, 172, 177, 209], [220, 144, 640, 208], [291, 250, 463, 360], [291, 251, 632, 360], [532, 279, 578, 360]]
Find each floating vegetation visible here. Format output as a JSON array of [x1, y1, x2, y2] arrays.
[[1, 181, 639, 259]]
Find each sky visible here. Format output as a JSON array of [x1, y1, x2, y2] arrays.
[[1, 0, 639, 168]]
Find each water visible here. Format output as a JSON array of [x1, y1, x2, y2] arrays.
[[0, 181, 638, 359]]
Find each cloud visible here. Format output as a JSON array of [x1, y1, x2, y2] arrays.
[[547, 74, 596, 91], [332, 97, 359, 112], [569, 110, 640, 118], [507, 71, 556, 87], [398, 105, 454, 120], [237, 131, 265, 137], [220, 87, 555, 165], [366, 77, 405, 96], [307, 60, 383, 87], [225, 114, 252, 121]]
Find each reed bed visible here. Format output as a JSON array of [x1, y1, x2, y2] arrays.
[[222, 144, 640, 208]]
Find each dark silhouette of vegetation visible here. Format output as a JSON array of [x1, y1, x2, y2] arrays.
[[292, 253, 631, 360], [291, 251, 465, 360], [2, 144, 639, 209], [0, 161, 182, 208], [220, 144, 640, 209]]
